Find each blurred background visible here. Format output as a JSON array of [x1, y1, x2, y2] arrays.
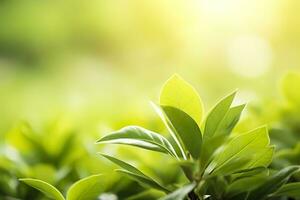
[[1, 0, 300, 199]]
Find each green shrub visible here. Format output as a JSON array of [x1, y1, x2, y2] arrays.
[[20, 75, 300, 200]]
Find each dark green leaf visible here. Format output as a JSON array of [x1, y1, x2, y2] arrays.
[[161, 106, 202, 159], [151, 102, 186, 159], [226, 173, 268, 198], [247, 165, 300, 200], [126, 189, 165, 200]]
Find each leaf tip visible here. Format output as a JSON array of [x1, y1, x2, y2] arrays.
[[230, 89, 238, 98], [170, 73, 182, 80], [98, 153, 109, 158]]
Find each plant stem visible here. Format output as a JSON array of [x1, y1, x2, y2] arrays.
[[188, 191, 200, 200]]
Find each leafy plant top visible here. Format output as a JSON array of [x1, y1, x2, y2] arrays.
[[97, 74, 300, 200]]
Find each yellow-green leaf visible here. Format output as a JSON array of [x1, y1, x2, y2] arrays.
[[67, 174, 105, 200], [160, 74, 204, 125], [19, 178, 65, 200], [200, 103, 245, 170], [101, 154, 169, 192], [272, 182, 300, 198], [203, 91, 236, 138], [209, 127, 272, 175], [248, 146, 274, 168]]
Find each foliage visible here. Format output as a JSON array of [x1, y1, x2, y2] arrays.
[[96, 74, 300, 200], [2, 74, 300, 200]]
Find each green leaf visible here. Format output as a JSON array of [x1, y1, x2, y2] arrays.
[[96, 126, 177, 157], [175, 160, 196, 181], [161, 106, 202, 159], [213, 147, 273, 177], [227, 174, 268, 197], [227, 192, 249, 200], [151, 102, 186, 159], [203, 91, 237, 138], [248, 165, 300, 200], [208, 156, 253, 176], [205, 176, 227, 199], [126, 189, 165, 200], [214, 104, 245, 136], [200, 104, 245, 170], [159, 183, 196, 200], [100, 154, 145, 176], [209, 127, 272, 175], [232, 167, 268, 179], [101, 154, 169, 192], [66, 174, 105, 200], [272, 182, 300, 198], [19, 178, 65, 200], [116, 169, 169, 192], [160, 74, 204, 125], [247, 146, 274, 168]]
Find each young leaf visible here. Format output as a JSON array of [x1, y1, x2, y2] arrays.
[[101, 154, 169, 192], [209, 127, 271, 175], [203, 91, 236, 138], [19, 178, 65, 200], [272, 182, 300, 198], [96, 126, 177, 157], [66, 174, 105, 200], [214, 104, 245, 136], [161, 106, 202, 159], [200, 104, 245, 170], [159, 183, 196, 200], [247, 165, 300, 200], [159, 75, 204, 159], [160, 74, 204, 125]]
